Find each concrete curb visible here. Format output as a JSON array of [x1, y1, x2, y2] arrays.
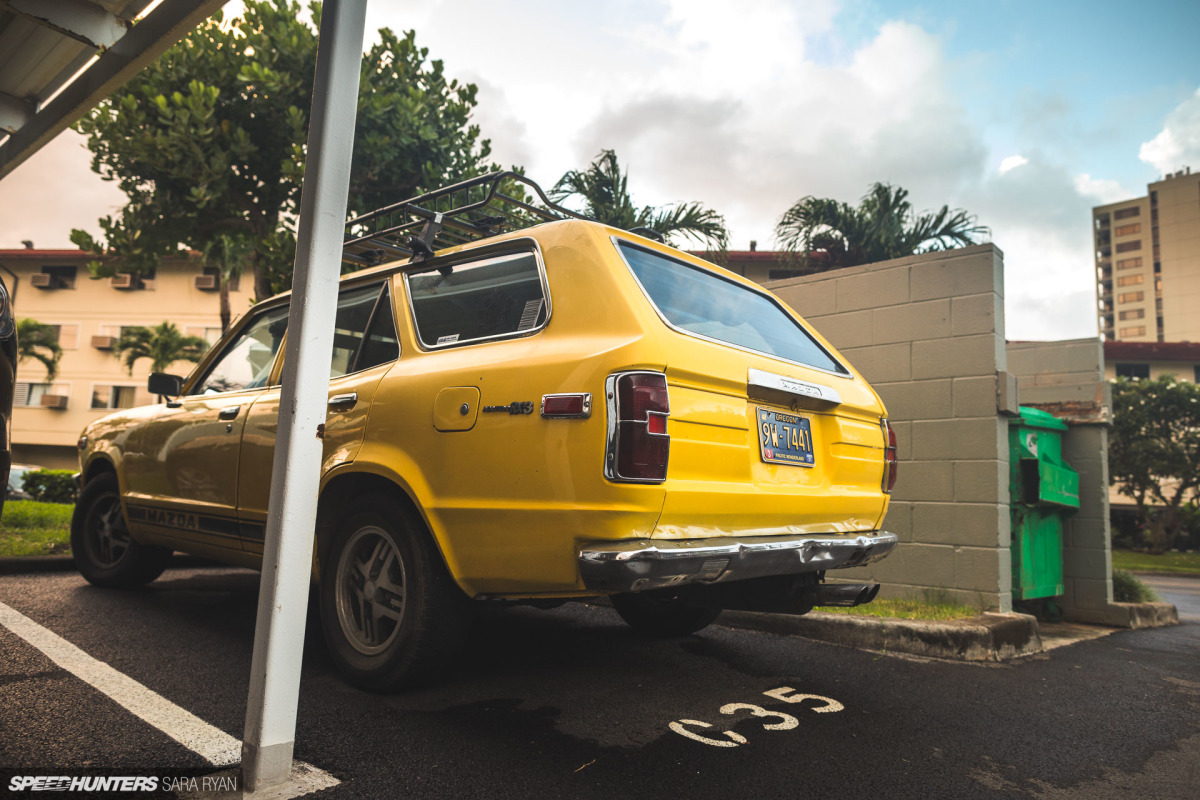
[[0, 554, 222, 576], [717, 610, 1044, 661], [1119, 601, 1179, 629]]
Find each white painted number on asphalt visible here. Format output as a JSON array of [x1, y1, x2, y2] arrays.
[[670, 686, 842, 747]]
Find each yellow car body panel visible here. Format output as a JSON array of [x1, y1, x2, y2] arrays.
[[78, 218, 892, 599]]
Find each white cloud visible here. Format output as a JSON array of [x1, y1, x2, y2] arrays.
[[998, 155, 1028, 174], [1139, 87, 1200, 174], [1073, 173, 1131, 204]]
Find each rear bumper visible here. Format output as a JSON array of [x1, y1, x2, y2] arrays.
[[578, 530, 898, 593]]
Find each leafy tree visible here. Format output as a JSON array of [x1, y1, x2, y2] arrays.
[[1108, 375, 1200, 553], [71, 0, 497, 304], [551, 150, 728, 250], [774, 182, 989, 270], [115, 323, 210, 376], [15, 318, 62, 380]]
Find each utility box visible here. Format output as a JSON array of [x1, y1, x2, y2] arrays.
[[1009, 407, 1079, 600]]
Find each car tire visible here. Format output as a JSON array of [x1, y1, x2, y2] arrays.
[[71, 473, 170, 587], [610, 591, 722, 637], [319, 494, 471, 692]]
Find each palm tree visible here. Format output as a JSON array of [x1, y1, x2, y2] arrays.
[[551, 150, 728, 250], [775, 183, 989, 270], [115, 322, 210, 375], [200, 233, 253, 334], [16, 318, 63, 380]]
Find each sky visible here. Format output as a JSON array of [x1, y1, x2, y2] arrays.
[[2, 0, 1199, 340]]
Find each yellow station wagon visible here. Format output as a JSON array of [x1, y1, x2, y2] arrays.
[[72, 174, 898, 690]]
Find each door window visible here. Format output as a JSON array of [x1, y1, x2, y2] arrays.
[[192, 305, 290, 395], [330, 284, 399, 377]]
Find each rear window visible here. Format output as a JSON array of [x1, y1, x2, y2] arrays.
[[617, 242, 848, 375]]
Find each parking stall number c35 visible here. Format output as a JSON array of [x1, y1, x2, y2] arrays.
[[669, 686, 844, 748]]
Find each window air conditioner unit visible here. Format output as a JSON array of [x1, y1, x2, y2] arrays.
[[91, 335, 118, 350], [30, 273, 54, 289], [110, 273, 135, 289], [194, 274, 218, 291], [40, 394, 69, 409]]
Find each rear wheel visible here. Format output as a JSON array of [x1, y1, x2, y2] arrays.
[[71, 473, 170, 587], [611, 591, 721, 637], [319, 494, 470, 692]]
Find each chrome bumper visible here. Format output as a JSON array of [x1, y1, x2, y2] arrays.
[[578, 531, 898, 593]]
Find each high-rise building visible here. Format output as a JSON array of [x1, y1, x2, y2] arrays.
[[1094, 168, 1200, 342]]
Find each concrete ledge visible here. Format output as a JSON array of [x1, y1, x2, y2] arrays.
[[717, 610, 1044, 661], [1063, 601, 1180, 628]]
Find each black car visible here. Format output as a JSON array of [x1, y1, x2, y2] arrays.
[[0, 276, 16, 517]]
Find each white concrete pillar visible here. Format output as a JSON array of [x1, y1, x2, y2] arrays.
[[241, 0, 368, 791]]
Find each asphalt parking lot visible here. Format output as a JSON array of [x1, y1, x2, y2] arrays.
[[2, 565, 1199, 799]]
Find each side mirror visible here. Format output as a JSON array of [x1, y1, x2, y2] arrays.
[[148, 372, 184, 399]]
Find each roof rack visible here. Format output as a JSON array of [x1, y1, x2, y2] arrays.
[[342, 171, 594, 268]]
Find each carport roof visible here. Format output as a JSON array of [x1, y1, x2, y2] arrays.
[[0, 0, 227, 181]]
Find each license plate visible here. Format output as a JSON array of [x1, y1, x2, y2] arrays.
[[757, 407, 815, 467]]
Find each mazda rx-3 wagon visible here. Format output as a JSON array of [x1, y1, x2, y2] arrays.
[[72, 174, 898, 690]]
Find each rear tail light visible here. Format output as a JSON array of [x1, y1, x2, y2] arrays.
[[605, 371, 670, 483], [881, 418, 898, 494]]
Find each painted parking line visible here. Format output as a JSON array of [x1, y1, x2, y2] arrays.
[[0, 601, 338, 798]]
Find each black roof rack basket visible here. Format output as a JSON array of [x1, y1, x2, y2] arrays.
[[342, 171, 592, 268]]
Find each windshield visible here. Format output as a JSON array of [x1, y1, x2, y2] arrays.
[[617, 242, 848, 375]]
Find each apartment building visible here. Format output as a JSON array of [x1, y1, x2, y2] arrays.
[[1, 246, 254, 469], [1094, 168, 1200, 341]]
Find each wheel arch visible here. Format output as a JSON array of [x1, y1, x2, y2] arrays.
[[316, 468, 463, 591]]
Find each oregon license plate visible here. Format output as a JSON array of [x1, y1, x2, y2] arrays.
[[757, 407, 815, 467]]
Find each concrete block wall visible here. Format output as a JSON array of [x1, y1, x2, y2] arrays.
[[767, 244, 1013, 611], [1007, 339, 1126, 624]]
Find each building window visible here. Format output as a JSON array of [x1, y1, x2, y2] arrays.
[[1119, 326, 1147, 338], [91, 385, 140, 410], [1116, 274, 1144, 287], [1115, 363, 1150, 379], [1116, 257, 1142, 270], [1117, 291, 1144, 303], [13, 382, 68, 407], [1113, 207, 1140, 220], [1119, 309, 1145, 321], [39, 323, 80, 349], [1115, 240, 1142, 253], [1194, 365, 1200, 383], [1114, 223, 1141, 236]]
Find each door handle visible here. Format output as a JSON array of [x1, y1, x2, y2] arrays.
[[218, 405, 241, 420], [328, 392, 358, 410]]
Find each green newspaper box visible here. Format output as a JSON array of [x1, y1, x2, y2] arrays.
[[1009, 407, 1079, 600]]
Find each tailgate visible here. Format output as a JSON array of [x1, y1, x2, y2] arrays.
[[655, 350, 889, 539]]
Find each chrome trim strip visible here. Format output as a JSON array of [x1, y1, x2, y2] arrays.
[[578, 530, 898, 593], [610, 235, 853, 380], [748, 367, 842, 406], [540, 392, 592, 419]]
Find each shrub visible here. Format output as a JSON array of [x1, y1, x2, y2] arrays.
[[1112, 569, 1159, 603], [21, 469, 79, 504]]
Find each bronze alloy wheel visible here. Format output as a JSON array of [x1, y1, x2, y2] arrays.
[[335, 524, 408, 656], [71, 472, 170, 587], [83, 491, 131, 569]]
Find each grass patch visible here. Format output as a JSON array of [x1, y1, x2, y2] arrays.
[[819, 589, 978, 621], [1112, 569, 1160, 603], [0, 500, 73, 557], [1112, 549, 1200, 576]]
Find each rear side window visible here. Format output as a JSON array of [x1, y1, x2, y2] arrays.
[[617, 242, 848, 375], [405, 251, 548, 348]]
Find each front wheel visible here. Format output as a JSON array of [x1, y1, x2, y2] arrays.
[[71, 473, 170, 587], [610, 591, 721, 637], [319, 495, 470, 692]]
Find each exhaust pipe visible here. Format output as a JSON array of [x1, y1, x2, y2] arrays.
[[813, 583, 880, 608]]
